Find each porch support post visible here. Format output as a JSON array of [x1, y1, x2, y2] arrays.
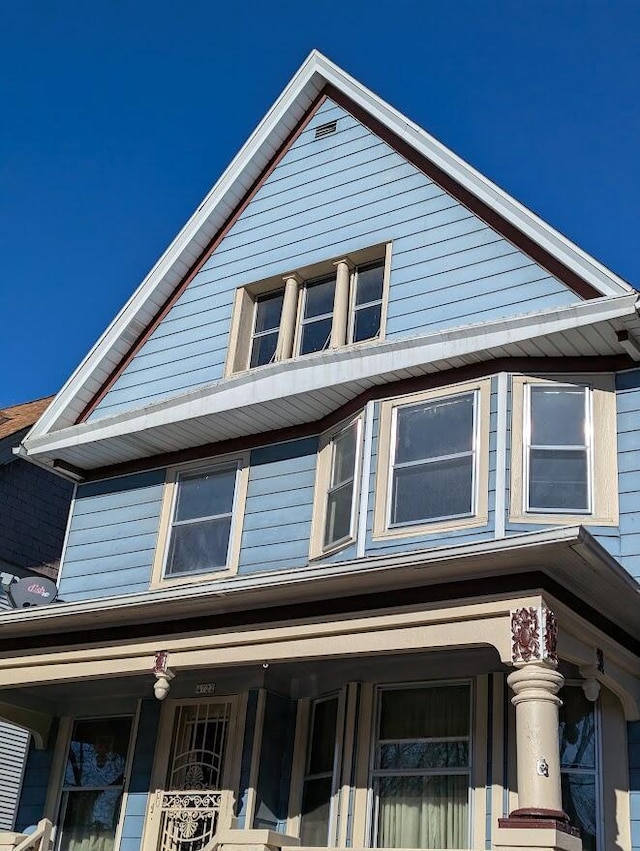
[[507, 660, 565, 818], [493, 605, 581, 851]]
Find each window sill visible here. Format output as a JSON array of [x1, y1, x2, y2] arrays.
[[508, 511, 618, 527], [150, 566, 236, 590], [310, 535, 357, 561], [372, 512, 489, 541]]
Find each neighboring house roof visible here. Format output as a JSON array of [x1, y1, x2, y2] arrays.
[[24, 49, 637, 453], [0, 397, 53, 441]]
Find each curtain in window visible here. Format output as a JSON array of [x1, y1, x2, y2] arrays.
[[374, 686, 470, 849]]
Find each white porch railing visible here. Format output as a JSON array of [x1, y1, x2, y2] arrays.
[[0, 820, 53, 851], [158, 791, 224, 851]]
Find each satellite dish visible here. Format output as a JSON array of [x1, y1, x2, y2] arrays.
[[9, 577, 58, 609]]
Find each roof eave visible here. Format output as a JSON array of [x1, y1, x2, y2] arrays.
[[27, 50, 637, 442]]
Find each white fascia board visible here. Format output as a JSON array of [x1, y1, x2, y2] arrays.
[[30, 51, 636, 444], [312, 53, 635, 300], [21, 294, 638, 459], [0, 525, 590, 629]]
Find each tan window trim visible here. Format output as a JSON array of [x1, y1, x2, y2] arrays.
[[373, 378, 491, 540], [509, 373, 618, 526], [224, 242, 392, 377], [150, 451, 250, 588], [309, 411, 364, 560]]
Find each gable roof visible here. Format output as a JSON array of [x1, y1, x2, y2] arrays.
[[0, 397, 53, 441], [23, 51, 638, 460]]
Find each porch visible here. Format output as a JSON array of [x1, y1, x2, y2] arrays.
[[0, 583, 638, 851]]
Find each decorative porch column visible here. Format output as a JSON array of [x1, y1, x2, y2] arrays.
[[493, 605, 581, 851]]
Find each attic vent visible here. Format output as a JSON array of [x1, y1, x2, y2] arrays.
[[315, 120, 337, 140]]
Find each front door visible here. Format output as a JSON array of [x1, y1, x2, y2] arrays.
[[152, 700, 234, 851]]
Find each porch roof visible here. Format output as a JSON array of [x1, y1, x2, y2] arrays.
[[0, 526, 638, 653]]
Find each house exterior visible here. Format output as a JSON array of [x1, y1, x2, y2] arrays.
[[0, 397, 74, 830], [3, 51, 640, 851]]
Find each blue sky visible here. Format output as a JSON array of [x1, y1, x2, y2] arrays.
[[1, 1, 639, 406]]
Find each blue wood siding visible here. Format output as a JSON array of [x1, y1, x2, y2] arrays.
[[89, 98, 578, 420], [59, 470, 165, 601], [119, 700, 162, 851], [238, 438, 317, 575], [253, 692, 296, 832], [235, 689, 259, 829], [15, 720, 58, 832], [612, 370, 640, 579]]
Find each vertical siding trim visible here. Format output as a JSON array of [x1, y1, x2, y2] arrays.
[[473, 675, 489, 849], [356, 402, 375, 558], [494, 374, 508, 539], [246, 689, 266, 829], [43, 716, 73, 821], [113, 701, 142, 851], [55, 483, 77, 591]]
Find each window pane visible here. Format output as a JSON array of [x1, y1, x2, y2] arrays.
[[166, 516, 232, 575], [325, 481, 354, 546], [529, 449, 588, 511], [560, 688, 596, 770], [375, 774, 468, 849], [59, 789, 124, 851], [380, 686, 470, 739], [531, 387, 586, 446], [353, 303, 382, 343], [250, 331, 278, 368], [304, 278, 335, 319], [355, 263, 384, 305], [254, 291, 283, 334], [175, 469, 236, 522], [378, 741, 469, 770], [300, 777, 333, 846], [392, 457, 473, 524], [308, 698, 338, 775], [332, 425, 357, 487], [395, 395, 474, 464], [64, 718, 131, 787], [299, 317, 332, 355], [561, 774, 596, 851]]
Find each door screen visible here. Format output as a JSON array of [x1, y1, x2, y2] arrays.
[[158, 702, 231, 851]]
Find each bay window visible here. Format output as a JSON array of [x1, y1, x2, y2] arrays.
[[374, 380, 490, 539], [509, 374, 618, 525]]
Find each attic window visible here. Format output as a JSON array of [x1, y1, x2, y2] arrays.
[[315, 120, 337, 139]]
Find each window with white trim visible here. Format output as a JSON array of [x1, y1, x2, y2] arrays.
[[226, 244, 391, 375], [525, 384, 591, 513], [152, 455, 249, 585], [370, 683, 472, 849], [310, 413, 363, 559], [509, 374, 618, 526], [57, 716, 133, 851], [373, 380, 490, 539]]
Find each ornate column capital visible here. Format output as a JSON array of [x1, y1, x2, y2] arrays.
[[510, 604, 558, 666]]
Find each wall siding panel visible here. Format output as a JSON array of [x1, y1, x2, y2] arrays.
[[58, 470, 165, 601], [90, 99, 578, 420], [238, 438, 317, 575], [15, 720, 58, 832], [120, 700, 162, 851], [0, 722, 30, 830]]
